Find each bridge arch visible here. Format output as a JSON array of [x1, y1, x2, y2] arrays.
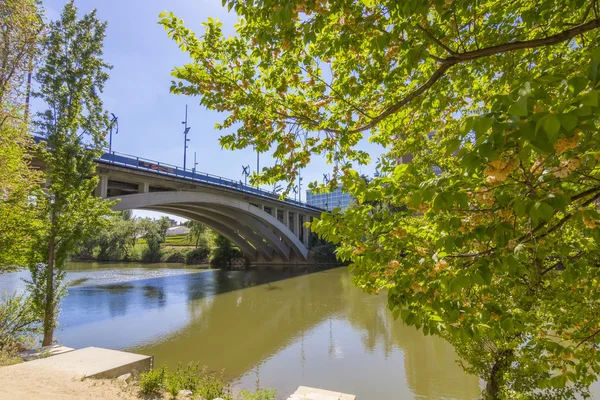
[[110, 191, 309, 261]]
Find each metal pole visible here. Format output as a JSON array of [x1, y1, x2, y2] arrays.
[[193, 151, 197, 174], [182, 105, 191, 171], [184, 105, 187, 171], [256, 151, 259, 188], [108, 113, 118, 153], [298, 171, 302, 203]]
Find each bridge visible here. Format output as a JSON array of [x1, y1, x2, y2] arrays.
[[33, 137, 324, 264]]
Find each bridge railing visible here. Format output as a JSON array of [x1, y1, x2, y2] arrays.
[[98, 151, 322, 211], [32, 135, 323, 212]]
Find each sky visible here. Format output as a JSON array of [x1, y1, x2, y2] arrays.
[[41, 0, 384, 221]]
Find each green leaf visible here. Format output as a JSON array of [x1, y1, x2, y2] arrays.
[[568, 77, 588, 95], [508, 96, 528, 116], [581, 90, 598, 107], [445, 138, 461, 155], [557, 113, 578, 132], [532, 202, 554, 222], [543, 114, 561, 142], [474, 117, 494, 137]]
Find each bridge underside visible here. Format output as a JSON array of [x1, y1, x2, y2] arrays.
[[110, 192, 315, 264]]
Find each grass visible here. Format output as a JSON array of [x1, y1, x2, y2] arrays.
[[138, 364, 233, 399], [0, 349, 23, 367]]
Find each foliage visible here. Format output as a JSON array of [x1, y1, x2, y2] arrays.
[[196, 368, 232, 400], [210, 235, 244, 267], [238, 388, 277, 400], [186, 220, 208, 249], [138, 365, 166, 396], [138, 364, 232, 399], [78, 214, 140, 261], [0, 0, 44, 271], [161, 1, 600, 398], [161, 247, 186, 263], [30, 0, 113, 346], [185, 246, 210, 265], [0, 348, 23, 367], [139, 217, 169, 263], [0, 291, 41, 351]]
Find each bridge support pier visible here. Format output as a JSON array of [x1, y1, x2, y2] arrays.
[[302, 216, 310, 248], [96, 175, 108, 198]]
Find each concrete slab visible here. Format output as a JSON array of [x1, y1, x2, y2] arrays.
[[20, 344, 74, 361], [9, 346, 152, 379], [288, 386, 356, 400]]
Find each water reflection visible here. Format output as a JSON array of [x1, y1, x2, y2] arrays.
[[0, 264, 481, 399]]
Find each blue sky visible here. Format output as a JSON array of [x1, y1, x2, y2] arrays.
[[42, 0, 383, 221]]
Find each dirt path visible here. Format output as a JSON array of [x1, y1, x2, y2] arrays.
[[0, 363, 139, 400]]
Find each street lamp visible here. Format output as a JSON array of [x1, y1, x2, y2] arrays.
[[323, 173, 330, 210], [242, 165, 250, 186], [298, 173, 303, 203], [108, 113, 118, 153], [182, 105, 191, 171]]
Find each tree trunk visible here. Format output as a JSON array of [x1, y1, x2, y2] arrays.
[[42, 235, 55, 347], [485, 349, 513, 400]]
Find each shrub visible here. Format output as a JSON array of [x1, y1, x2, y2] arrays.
[[197, 368, 232, 400], [0, 292, 41, 351], [161, 247, 186, 263], [185, 247, 210, 265], [164, 363, 202, 398], [238, 388, 277, 400], [138, 365, 166, 396]]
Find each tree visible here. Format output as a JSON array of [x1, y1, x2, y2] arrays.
[[138, 218, 169, 263], [161, 1, 600, 398], [0, 0, 44, 271], [30, 1, 113, 346], [187, 221, 207, 249]]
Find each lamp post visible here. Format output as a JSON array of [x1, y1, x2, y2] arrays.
[[323, 173, 330, 210], [256, 151, 260, 188], [182, 105, 191, 171], [242, 165, 250, 186], [298, 173, 303, 203], [193, 151, 198, 174], [108, 113, 118, 153]]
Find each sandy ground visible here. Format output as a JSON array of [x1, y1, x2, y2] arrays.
[[0, 363, 139, 400]]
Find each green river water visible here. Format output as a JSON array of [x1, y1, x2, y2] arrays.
[[1, 262, 595, 399]]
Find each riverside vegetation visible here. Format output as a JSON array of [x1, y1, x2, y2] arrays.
[[72, 211, 247, 268], [137, 364, 276, 400]]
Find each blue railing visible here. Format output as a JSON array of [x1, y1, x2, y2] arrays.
[[32, 135, 323, 212]]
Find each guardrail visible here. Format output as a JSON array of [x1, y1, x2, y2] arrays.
[[32, 135, 323, 213]]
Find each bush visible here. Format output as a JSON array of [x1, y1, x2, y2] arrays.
[[197, 368, 232, 400], [163, 364, 203, 398], [238, 388, 277, 400], [139, 365, 166, 396], [0, 292, 41, 351], [138, 364, 233, 399], [161, 247, 186, 263], [185, 247, 210, 265]]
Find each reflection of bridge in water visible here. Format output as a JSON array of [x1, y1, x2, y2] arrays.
[[99, 268, 480, 399]]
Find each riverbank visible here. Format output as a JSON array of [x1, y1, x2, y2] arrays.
[[0, 364, 139, 400]]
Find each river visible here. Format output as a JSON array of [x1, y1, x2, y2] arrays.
[[0, 261, 578, 399]]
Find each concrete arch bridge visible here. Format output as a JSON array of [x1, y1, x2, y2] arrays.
[[92, 152, 323, 265]]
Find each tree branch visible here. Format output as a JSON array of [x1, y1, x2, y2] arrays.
[[416, 24, 456, 55], [287, 18, 600, 134]]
